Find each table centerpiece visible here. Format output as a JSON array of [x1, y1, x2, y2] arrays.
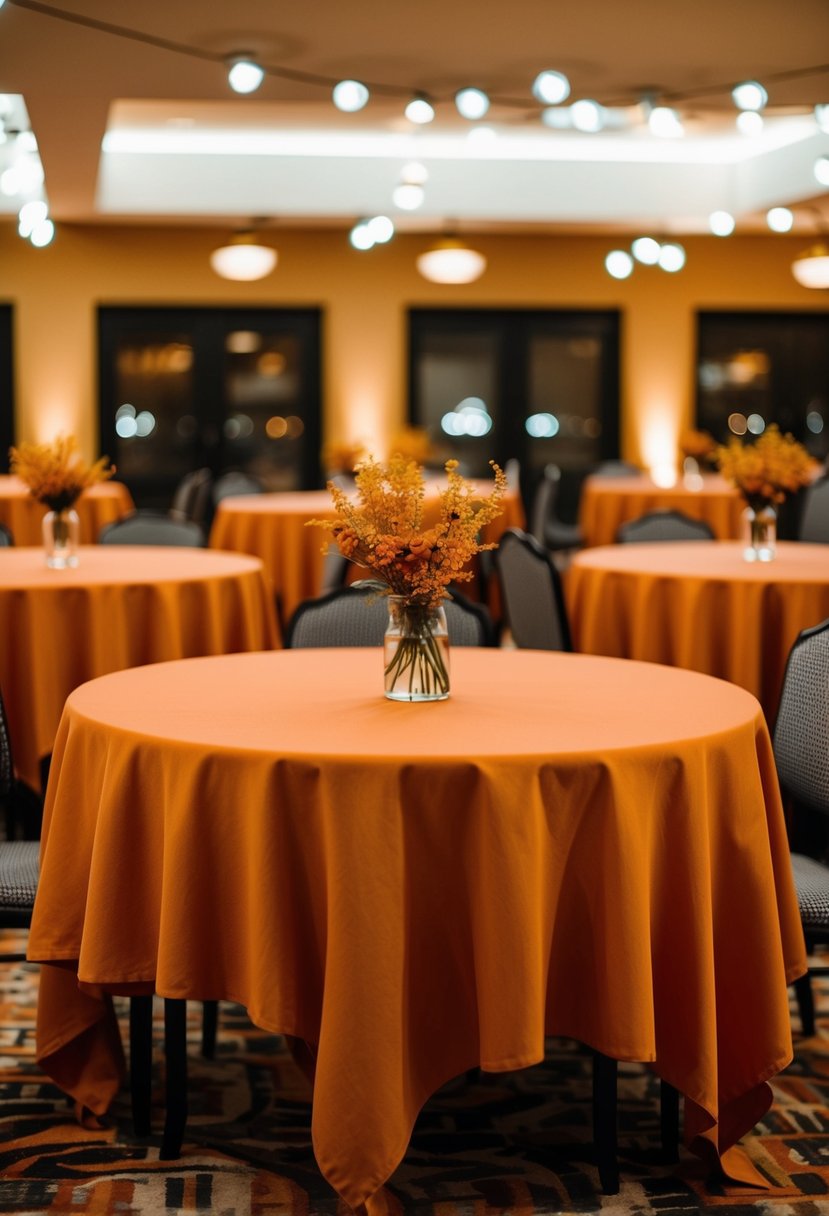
[[716, 425, 812, 561], [311, 455, 505, 700], [9, 436, 114, 568]]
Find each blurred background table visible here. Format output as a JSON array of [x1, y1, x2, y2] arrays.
[[567, 541, 829, 718], [210, 481, 524, 621], [0, 477, 134, 545], [29, 648, 802, 1211], [0, 546, 277, 788], [578, 474, 744, 547]]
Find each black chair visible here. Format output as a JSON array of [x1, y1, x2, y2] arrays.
[[285, 582, 495, 649], [0, 523, 13, 546], [213, 470, 265, 505], [0, 686, 43, 840], [495, 528, 572, 651], [169, 468, 214, 528], [529, 464, 583, 554], [616, 510, 715, 543], [772, 617, 829, 1036], [798, 476, 829, 544], [0, 687, 40, 960], [99, 515, 206, 546]]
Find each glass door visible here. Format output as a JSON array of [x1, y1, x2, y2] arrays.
[[409, 308, 620, 520], [99, 307, 322, 508]]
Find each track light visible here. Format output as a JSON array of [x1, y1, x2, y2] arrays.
[[227, 56, 265, 95]]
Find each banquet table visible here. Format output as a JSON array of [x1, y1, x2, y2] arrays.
[[0, 476, 134, 545], [28, 647, 804, 1211], [566, 540, 829, 720], [209, 482, 525, 621], [0, 546, 278, 789], [578, 474, 744, 547]]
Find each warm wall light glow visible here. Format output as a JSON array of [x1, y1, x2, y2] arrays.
[[639, 406, 679, 487]]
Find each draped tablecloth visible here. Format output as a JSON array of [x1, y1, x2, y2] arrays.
[[578, 474, 745, 547], [0, 476, 134, 545], [0, 546, 278, 788], [209, 482, 525, 621], [28, 648, 804, 1211], [566, 541, 829, 720]]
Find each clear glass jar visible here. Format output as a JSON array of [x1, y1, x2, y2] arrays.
[[742, 501, 777, 563], [43, 507, 80, 569], [383, 597, 450, 702]]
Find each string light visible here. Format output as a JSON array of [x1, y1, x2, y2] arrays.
[[532, 70, 570, 105], [332, 80, 370, 112], [766, 207, 793, 232], [455, 88, 490, 121], [405, 96, 435, 125], [732, 81, 768, 111], [709, 210, 736, 236], [226, 56, 265, 95], [571, 99, 605, 132]]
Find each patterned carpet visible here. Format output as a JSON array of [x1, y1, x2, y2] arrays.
[[2, 937, 829, 1216]]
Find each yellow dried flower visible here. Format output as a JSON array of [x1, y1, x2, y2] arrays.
[[9, 435, 115, 511], [716, 425, 813, 507], [309, 455, 507, 609]]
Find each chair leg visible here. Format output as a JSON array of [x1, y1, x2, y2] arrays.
[[160, 999, 188, 1160], [794, 972, 816, 1036], [201, 1000, 219, 1059], [592, 1051, 619, 1194], [129, 995, 153, 1137], [660, 1079, 680, 1163]]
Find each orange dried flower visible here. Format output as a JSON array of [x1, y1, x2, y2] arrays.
[[309, 454, 507, 609], [716, 425, 813, 508], [9, 436, 115, 511]]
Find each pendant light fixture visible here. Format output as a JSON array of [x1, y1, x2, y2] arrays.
[[210, 230, 277, 281], [791, 243, 829, 289], [416, 237, 487, 284]]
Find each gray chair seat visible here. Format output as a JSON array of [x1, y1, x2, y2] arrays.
[[791, 852, 829, 928], [0, 840, 39, 910]]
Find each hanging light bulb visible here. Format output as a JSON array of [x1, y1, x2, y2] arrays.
[[405, 96, 435, 124], [571, 100, 605, 132], [29, 217, 54, 247], [731, 80, 768, 111], [416, 238, 486, 284], [455, 88, 490, 121], [332, 80, 370, 112], [367, 215, 394, 243], [350, 221, 375, 251], [605, 250, 634, 279], [17, 199, 47, 236], [766, 207, 793, 233], [709, 210, 736, 236], [532, 70, 570, 105], [815, 104, 829, 133], [210, 231, 277, 280], [815, 156, 829, 187], [226, 56, 265, 95], [631, 237, 661, 265], [737, 111, 764, 136], [658, 243, 686, 272], [392, 182, 425, 210], [648, 107, 684, 138]]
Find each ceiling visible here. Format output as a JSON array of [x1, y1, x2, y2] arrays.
[[1, 0, 828, 235]]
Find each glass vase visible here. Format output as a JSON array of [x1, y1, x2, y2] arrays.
[[742, 501, 777, 563], [42, 507, 80, 569], [384, 597, 450, 702]]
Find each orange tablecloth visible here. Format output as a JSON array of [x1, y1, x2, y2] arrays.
[[578, 474, 745, 547], [29, 648, 804, 1211], [0, 476, 134, 545], [0, 546, 278, 788], [209, 483, 525, 621], [567, 541, 829, 719]]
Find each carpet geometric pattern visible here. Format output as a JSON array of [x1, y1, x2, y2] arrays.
[[2, 936, 829, 1215]]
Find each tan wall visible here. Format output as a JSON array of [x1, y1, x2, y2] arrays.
[[1, 224, 826, 470]]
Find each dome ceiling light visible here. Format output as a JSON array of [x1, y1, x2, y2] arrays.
[[210, 231, 277, 281], [792, 244, 829, 289], [416, 238, 487, 284]]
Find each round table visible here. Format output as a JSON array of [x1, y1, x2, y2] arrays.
[[28, 648, 804, 1210], [578, 474, 744, 547], [209, 482, 525, 621], [0, 476, 134, 545], [567, 540, 829, 719], [0, 546, 278, 788]]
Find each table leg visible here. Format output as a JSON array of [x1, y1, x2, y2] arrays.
[[160, 999, 188, 1159], [592, 1051, 619, 1194]]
